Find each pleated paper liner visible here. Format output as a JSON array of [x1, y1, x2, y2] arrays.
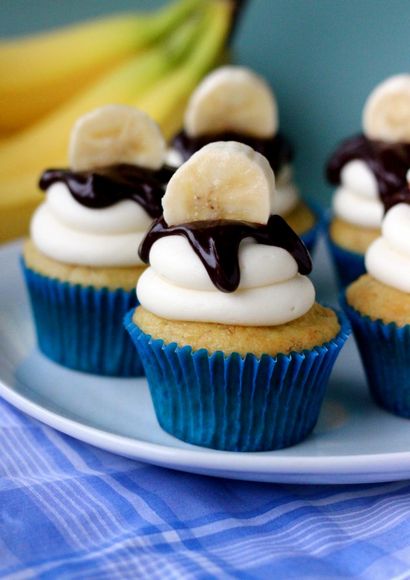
[[125, 308, 350, 451], [342, 295, 410, 418], [22, 259, 143, 377]]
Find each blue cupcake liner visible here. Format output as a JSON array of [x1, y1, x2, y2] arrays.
[[325, 220, 365, 289], [124, 308, 350, 451], [341, 295, 410, 418], [300, 201, 323, 255], [22, 259, 143, 377]]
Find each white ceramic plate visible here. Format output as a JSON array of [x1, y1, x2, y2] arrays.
[[2, 239, 410, 484]]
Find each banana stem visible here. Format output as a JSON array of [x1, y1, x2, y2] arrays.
[[161, 9, 206, 63], [187, 2, 234, 76], [136, 0, 233, 138], [226, 0, 249, 44], [144, 0, 205, 42]]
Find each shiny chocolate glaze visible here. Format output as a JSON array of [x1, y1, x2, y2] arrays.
[[39, 164, 175, 218], [172, 131, 293, 174], [326, 134, 410, 210], [139, 215, 312, 293], [383, 183, 410, 212]]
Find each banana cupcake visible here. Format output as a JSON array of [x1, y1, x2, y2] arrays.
[[23, 104, 173, 376], [125, 141, 349, 451], [343, 171, 410, 417], [167, 66, 321, 252], [326, 74, 410, 288]]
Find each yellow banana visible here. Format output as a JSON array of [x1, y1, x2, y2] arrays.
[[0, 0, 202, 133], [0, 15, 202, 183], [0, 170, 45, 242], [161, 98, 191, 141], [0, 199, 40, 243], [0, 1, 234, 242], [137, 0, 233, 139]]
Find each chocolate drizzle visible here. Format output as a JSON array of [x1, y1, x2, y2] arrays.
[[39, 164, 175, 218], [172, 131, 293, 174], [326, 134, 410, 210], [140, 215, 312, 292], [383, 183, 410, 212]]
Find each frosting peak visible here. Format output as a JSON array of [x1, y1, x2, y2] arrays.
[[327, 134, 410, 229], [31, 182, 152, 267], [327, 134, 410, 200], [33, 163, 175, 267], [366, 202, 410, 292]]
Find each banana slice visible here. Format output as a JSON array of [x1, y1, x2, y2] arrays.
[[69, 104, 166, 171], [184, 66, 278, 139], [162, 141, 275, 226], [363, 75, 410, 143]]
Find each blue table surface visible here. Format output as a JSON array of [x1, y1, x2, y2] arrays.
[[1, 394, 410, 579]]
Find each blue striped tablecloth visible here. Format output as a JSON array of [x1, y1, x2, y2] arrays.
[[1, 396, 410, 579]]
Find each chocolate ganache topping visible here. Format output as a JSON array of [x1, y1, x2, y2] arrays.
[[383, 181, 410, 213], [140, 215, 312, 293], [172, 131, 293, 174], [39, 164, 176, 218], [326, 134, 410, 208]]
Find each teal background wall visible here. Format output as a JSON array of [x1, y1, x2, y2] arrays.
[[1, 0, 409, 205]]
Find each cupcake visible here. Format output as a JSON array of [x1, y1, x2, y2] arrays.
[[167, 66, 321, 252], [125, 141, 349, 451], [343, 170, 410, 418], [23, 104, 173, 376], [326, 75, 410, 288]]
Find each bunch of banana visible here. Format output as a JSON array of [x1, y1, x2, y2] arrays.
[[0, 0, 236, 242]]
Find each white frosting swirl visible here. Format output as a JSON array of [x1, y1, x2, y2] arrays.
[[332, 160, 383, 228], [137, 235, 315, 326], [31, 182, 151, 266], [366, 203, 410, 292]]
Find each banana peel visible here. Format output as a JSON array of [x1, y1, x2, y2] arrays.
[[0, 15, 202, 183], [0, 171, 44, 242], [0, 0, 234, 242], [0, 198, 40, 243], [0, 0, 202, 133], [137, 1, 233, 137]]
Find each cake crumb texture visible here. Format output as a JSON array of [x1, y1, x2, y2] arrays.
[[330, 217, 380, 254], [347, 274, 410, 326], [23, 239, 145, 291], [133, 302, 340, 357]]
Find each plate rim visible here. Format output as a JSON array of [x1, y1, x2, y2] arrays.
[[2, 377, 410, 478]]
